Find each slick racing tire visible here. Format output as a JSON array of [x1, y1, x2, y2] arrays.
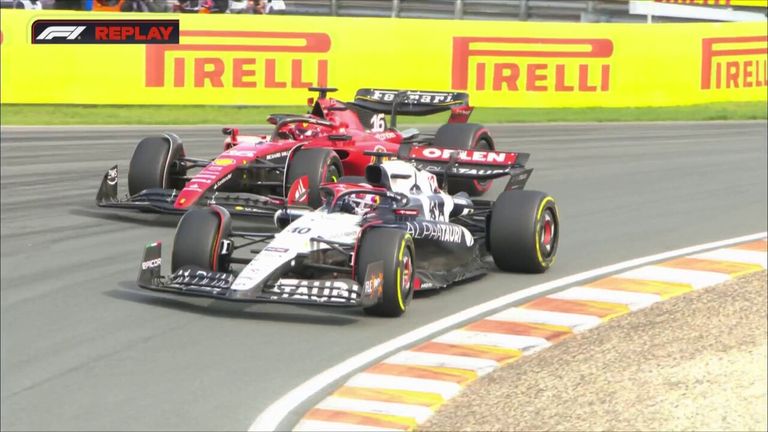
[[488, 190, 559, 273], [128, 136, 186, 196], [285, 148, 342, 208], [172, 206, 232, 273], [356, 228, 415, 318], [433, 123, 494, 196]]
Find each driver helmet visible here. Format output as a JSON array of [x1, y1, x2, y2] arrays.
[[340, 193, 379, 215]]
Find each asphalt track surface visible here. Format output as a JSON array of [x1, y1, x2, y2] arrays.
[[1, 121, 766, 431]]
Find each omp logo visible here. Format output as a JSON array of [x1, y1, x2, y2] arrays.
[[701, 36, 767, 90], [452, 37, 614, 92], [36, 26, 86, 40], [145, 30, 331, 88]]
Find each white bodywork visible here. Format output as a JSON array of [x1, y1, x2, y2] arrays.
[[379, 160, 455, 221], [231, 160, 463, 291], [232, 211, 362, 291]]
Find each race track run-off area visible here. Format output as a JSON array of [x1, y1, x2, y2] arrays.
[[1, 121, 767, 431]]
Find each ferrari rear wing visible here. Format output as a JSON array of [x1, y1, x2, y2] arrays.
[[395, 144, 533, 191], [352, 89, 473, 127]]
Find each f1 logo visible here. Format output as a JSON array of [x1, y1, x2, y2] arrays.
[[31, 20, 179, 44], [36, 26, 86, 41]]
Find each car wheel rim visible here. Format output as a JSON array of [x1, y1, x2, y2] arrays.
[[540, 209, 556, 257], [326, 165, 340, 183], [401, 252, 413, 297]]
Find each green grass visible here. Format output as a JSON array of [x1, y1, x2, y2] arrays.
[[1, 101, 765, 125]]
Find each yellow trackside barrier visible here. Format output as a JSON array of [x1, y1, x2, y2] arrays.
[[654, 0, 768, 8], [1, 10, 766, 107]]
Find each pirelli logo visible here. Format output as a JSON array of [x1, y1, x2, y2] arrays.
[[701, 36, 767, 90], [452, 37, 614, 93], [145, 30, 331, 88]]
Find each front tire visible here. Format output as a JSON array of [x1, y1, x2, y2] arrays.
[[128, 136, 186, 196], [285, 148, 342, 208], [172, 206, 232, 273], [433, 123, 494, 196], [488, 191, 559, 273], [356, 228, 415, 317]]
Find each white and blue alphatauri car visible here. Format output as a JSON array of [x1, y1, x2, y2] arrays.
[[137, 145, 559, 317]]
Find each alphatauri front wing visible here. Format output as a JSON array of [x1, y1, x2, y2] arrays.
[[136, 242, 381, 307]]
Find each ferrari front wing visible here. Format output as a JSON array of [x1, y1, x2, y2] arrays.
[[96, 165, 284, 217]]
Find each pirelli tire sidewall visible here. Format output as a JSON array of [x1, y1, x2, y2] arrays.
[[285, 148, 343, 208], [128, 135, 186, 196], [489, 190, 559, 273], [171, 206, 232, 273], [433, 123, 495, 196], [356, 228, 415, 318]]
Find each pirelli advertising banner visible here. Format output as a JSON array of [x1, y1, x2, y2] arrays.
[[1, 10, 766, 107]]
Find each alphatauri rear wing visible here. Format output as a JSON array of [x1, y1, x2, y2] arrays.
[[396, 144, 533, 191]]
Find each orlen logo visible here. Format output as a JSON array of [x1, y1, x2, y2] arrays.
[[417, 147, 516, 165], [452, 37, 614, 93], [701, 36, 767, 90], [145, 30, 330, 89]]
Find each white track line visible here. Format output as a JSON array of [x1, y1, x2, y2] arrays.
[[249, 232, 766, 431]]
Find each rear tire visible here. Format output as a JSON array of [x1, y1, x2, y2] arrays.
[[433, 123, 494, 196], [128, 136, 186, 196], [489, 191, 559, 273], [285, 148, 342, 208], [356, 228, 415, 317], [172, 206, 232, 273]]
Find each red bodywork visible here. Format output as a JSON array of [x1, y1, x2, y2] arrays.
[[173, 95, 444, 210]]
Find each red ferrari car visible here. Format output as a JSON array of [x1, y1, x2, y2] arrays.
[[96, 87, 497, 217]]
